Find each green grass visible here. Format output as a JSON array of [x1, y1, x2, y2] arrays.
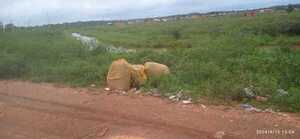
[[1, 11, 300, 112]]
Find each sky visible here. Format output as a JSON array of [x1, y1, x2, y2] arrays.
[[0, 0, 299, 26]]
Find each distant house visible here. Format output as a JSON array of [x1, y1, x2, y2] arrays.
[[259, 9, 273, 13], [153, 18, 161, 22], [161, 18, 168, 22], [244, 12, 256, 17]]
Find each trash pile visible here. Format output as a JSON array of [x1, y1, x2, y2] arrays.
[[72, 33, 136, 53], [106, 59, 170, 91]]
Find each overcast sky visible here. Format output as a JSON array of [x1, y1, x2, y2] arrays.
[[0, 0, 299, 26]]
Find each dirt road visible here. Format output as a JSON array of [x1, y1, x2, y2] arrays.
[[0, 80, 299, 139]]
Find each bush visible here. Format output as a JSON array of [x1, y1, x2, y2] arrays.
[[0, 54, 27, 79]]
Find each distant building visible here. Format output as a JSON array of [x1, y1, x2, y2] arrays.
[[161, 18, 168, 22], [153, 18, 161, 22], [259, 9, 273, 13], [244, 12, 256, 17]]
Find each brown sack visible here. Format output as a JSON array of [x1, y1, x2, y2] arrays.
[[107, 59, 132, 91], [131, 65, 147, 87], [144, 62, 170, 78]]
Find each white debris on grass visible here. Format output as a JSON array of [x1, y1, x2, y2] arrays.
[[72, 33, 98, 51], [277, 89, 289, 96], [243, 87, 255, 98], [71, 33, 135, 53]]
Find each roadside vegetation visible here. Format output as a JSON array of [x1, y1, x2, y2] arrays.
[[1, 11, 300, 112]]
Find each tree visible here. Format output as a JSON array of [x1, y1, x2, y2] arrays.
[[5, 23, 15, 32], [0, 22, 3, 32], [287, 4, 294, 13]]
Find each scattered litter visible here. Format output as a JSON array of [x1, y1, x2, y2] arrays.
[[121, 91, 127, 95], [97, 127, 109, 137], [182, 99, 192, 104], [134, 90, 142, 94], [104, 88, 111, 91], [152, 93, 161, 97], [150, 88, 159, 94], [128, 88, 137, 94], [214, 131, 225, 139], [90, 84, 96, 87], [243, 87, 255, 98], [240, 104, 262, 112], [176, 91, 184, 100], [201, 104, 207, 109], [169, 95, 176, 100], [255, 96, 268, 102], [240, 104, 253, 109], [277, 113, 288, 117], [72, 33, 135, 53], [71, 33, 98, 51], [277, 89, 289, 96], [264, 108, 275, 113]]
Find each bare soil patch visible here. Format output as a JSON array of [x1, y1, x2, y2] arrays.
[[0, 80, 299, 139]]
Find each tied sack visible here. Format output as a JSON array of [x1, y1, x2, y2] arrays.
[[144, 62, 170, 78], [107, 59, 132, 91], [131, 65, 147, 87]]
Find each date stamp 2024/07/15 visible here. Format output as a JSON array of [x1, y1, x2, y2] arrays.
[[257, 129, 296, 136]]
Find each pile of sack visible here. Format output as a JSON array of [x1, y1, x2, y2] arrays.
[[107, 59, 170, 91]]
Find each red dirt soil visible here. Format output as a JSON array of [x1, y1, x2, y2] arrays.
[[0, 80, 299, 139]]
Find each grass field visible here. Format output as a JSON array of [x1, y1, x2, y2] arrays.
[[1, 11, 300, 112]]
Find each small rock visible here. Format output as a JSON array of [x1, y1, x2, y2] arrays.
[[264, 108, 275, 113], [182, 99, 192, 104], [134, 90, 142, 94], [240, 104, 253, 109], [278, 113, 288, 117], [152, 93, 161, 97], [121, 91, 127, 95], [104, 88, 111, 91], [150, 88, 159, 94], [253, 108, 262, 113], [201, 104, 207, 109], [256, 96, 268, 102], [169, 95, 176, 100], [90, 84, 96, 87], [214, 131, 225, 139], [128, 88, 137, 94]]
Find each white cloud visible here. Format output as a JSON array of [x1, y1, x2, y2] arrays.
[[0, 0, 298, 26]]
